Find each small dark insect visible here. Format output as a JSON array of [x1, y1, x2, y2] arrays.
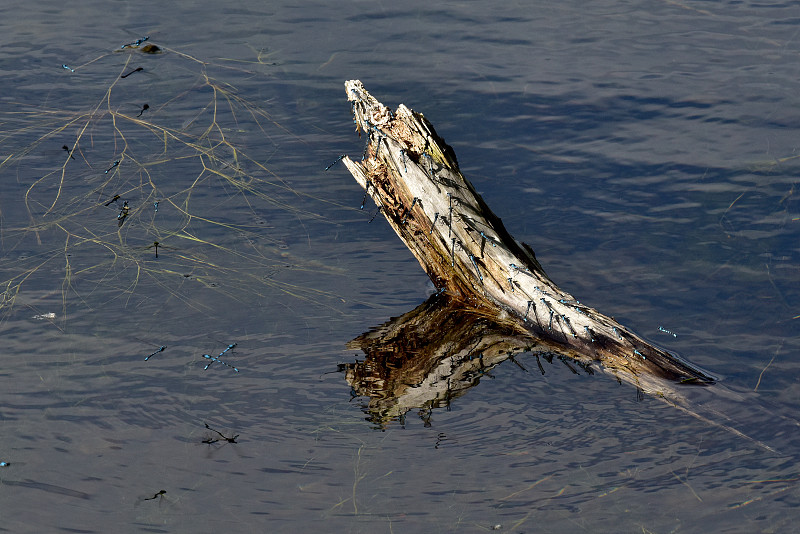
[[117, 200, 129, 219], [105, 160, 120, 174], [120, 67, 143, 79], [144, 345, 166, 360], [104, 194, 120, 206], [117, 200, 129, 227], [202, 344, 239, 372], [324, 154, 345, 171], [137, 104, 149, 117], [120, 36, 149, 49], [143, 490, 166, 500], [62, 145, 75, 159], [204, 422, 238, 443]]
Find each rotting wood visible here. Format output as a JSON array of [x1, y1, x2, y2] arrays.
[[340, 80, 714, 397]]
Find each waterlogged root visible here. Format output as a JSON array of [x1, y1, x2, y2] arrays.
[[0, 43, 345, 325]]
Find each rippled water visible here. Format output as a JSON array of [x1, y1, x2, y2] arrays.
[[1, 1, 799, 532]]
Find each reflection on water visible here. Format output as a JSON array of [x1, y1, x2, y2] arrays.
[[345, 294, 667, 428], [345, 295, 544, 428], [0, 0, 799, 532]]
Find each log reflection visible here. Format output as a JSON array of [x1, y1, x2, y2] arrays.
[[344, 295, 591, 427], [343, 295, 716, 428]]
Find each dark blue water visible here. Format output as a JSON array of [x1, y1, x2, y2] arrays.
[[1, 1, 799, 532]]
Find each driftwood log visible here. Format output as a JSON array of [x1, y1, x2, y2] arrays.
[[333, 82, 800, 453], [340, 79, 713, 396]]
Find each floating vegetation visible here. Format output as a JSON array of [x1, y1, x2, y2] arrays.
[[0, 41, 344, 326]]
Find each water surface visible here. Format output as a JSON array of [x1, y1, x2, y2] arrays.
[[1, 1, 799, 532]]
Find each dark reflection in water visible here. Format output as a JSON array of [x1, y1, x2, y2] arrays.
[[344, 291, 800, 459], [345, 295, 626, 428], [345, 295, 544, 428], [0, 0, 799, 532]]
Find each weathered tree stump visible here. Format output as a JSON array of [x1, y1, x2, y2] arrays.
[[340, 80, 713, 400]]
